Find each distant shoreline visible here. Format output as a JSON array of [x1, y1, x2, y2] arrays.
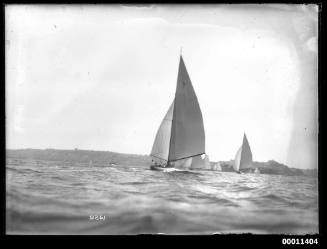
[[6, 148, 317, 177]]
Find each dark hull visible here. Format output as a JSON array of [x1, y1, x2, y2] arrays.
[[150, 165, 165, 171]]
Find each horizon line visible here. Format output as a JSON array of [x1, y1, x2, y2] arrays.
[[5, 147, 316, 170]]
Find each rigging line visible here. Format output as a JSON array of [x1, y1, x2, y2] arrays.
[[169, 153, 205, 162]]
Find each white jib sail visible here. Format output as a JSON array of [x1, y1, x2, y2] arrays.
[[233, 146, 242, 172], [150, 102, 174, 161]]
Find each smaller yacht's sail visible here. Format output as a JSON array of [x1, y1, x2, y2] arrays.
[[204, 155, 211, 169], [234, 133, 253, 172], [184, 157, 193, 168], [212, 162, 222, 171], [150, 102, 174, 161], [173, 157, 193, 169], [189, 154, 210, 169], [190, 155, 204, 169]]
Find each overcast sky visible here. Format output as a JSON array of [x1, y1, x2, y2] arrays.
[[6, 4, 318, 169]]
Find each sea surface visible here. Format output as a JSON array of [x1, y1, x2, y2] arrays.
[[6, 158, 318, 235]]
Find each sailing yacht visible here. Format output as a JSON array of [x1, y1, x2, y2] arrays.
[[211, 162, 222, 171], [233, 133, 253, 173], [150, 54, 206, 171]]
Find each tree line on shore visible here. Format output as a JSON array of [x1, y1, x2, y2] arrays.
[[6, 148, 317, 177]]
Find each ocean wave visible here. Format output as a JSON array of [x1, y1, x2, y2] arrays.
[[6, 159, 318, 234]]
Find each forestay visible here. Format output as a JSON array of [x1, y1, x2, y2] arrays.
[[151, 102, 174, 161]]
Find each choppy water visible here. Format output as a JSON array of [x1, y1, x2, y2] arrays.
[[6, 158, 318, 235]]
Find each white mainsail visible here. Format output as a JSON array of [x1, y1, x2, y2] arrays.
[[169, 56, 205, 162], [233, 133, 253, 172], [150, 55, 205, 166]]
